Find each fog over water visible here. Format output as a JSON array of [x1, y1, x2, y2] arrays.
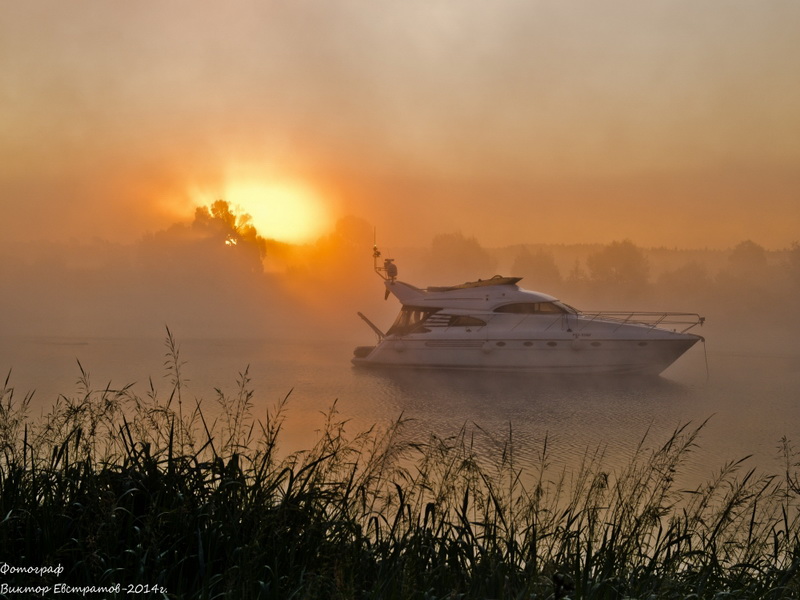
[[2, 331, 798, 487], [2, 223, 799, 486]]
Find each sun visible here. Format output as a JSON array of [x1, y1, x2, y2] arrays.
[[223, 179, 332, 244]]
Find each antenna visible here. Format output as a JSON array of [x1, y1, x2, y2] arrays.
[[373, 227, 381, 271], [372, 229, 398, 282]]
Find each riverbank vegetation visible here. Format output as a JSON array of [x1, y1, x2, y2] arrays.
[[1, 203, 799, 342], [1, 336, 799, 598]]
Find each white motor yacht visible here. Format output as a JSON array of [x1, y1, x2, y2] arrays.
[[353, 250, 704, 375]]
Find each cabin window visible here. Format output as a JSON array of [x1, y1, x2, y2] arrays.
[[494, 302, 568, 314], [386, 307, 441, 335], [449, 315, 487, 327]]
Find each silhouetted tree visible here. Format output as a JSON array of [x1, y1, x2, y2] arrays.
[[137, 199, 270, 302], [426, 232, 497, 283], [305, 215, 374, 282], [586, 239, 650, 297], [567, 259, 587, 283], [714, 239, 778, 314], [656, 260, 712, 304], [192, 200, 267, 273], [727, 239, 767, 274], [133, 200, 279, 335], [510, 247, 562, 289], [788, 242, 800, 286]]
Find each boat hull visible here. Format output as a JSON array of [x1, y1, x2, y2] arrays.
[[352, 335, 701, 376]]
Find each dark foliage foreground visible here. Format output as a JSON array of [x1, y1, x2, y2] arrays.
[[1, 334, 799, 599]]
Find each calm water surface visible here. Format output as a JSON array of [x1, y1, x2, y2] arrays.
[[2, 334, 798, 485]]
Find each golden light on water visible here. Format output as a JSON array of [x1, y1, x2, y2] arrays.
[[223, 178, 332, 244]]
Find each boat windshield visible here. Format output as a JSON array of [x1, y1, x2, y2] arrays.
[[555, 301, 579, 314], [494, 301, 575, 314], [386, 307, 441, 335]]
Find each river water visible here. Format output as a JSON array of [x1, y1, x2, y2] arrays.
[[2, 333, 798, 485]]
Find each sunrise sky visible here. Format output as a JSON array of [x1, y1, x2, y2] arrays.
[[2, 0, 798, 250]]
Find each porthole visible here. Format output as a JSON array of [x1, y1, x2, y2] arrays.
[[590, 341, 602, 347], [523, 341, 533, 347], [546, 341, 558, 347], [638, 342, 648, 347], [496, 341, 506, 347]]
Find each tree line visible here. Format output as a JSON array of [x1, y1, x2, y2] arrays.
[[0, 202, 797, 339]]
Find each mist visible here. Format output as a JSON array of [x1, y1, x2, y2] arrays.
[[2, 1, 800, 251], [1, 201, 798, 366], [2, 202, 798, 510]]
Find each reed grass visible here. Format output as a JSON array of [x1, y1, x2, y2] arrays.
[[1, 331, 798, 599]]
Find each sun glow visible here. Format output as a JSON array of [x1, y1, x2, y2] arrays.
[[223, 179, 332, 244]]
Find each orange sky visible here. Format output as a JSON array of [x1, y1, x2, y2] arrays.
[[1, 1, 799, 250]]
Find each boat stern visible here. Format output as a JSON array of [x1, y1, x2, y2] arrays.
[[352, 345, 377, 365]]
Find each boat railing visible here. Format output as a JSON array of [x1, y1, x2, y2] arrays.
[[577, 311, 705, 334]]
